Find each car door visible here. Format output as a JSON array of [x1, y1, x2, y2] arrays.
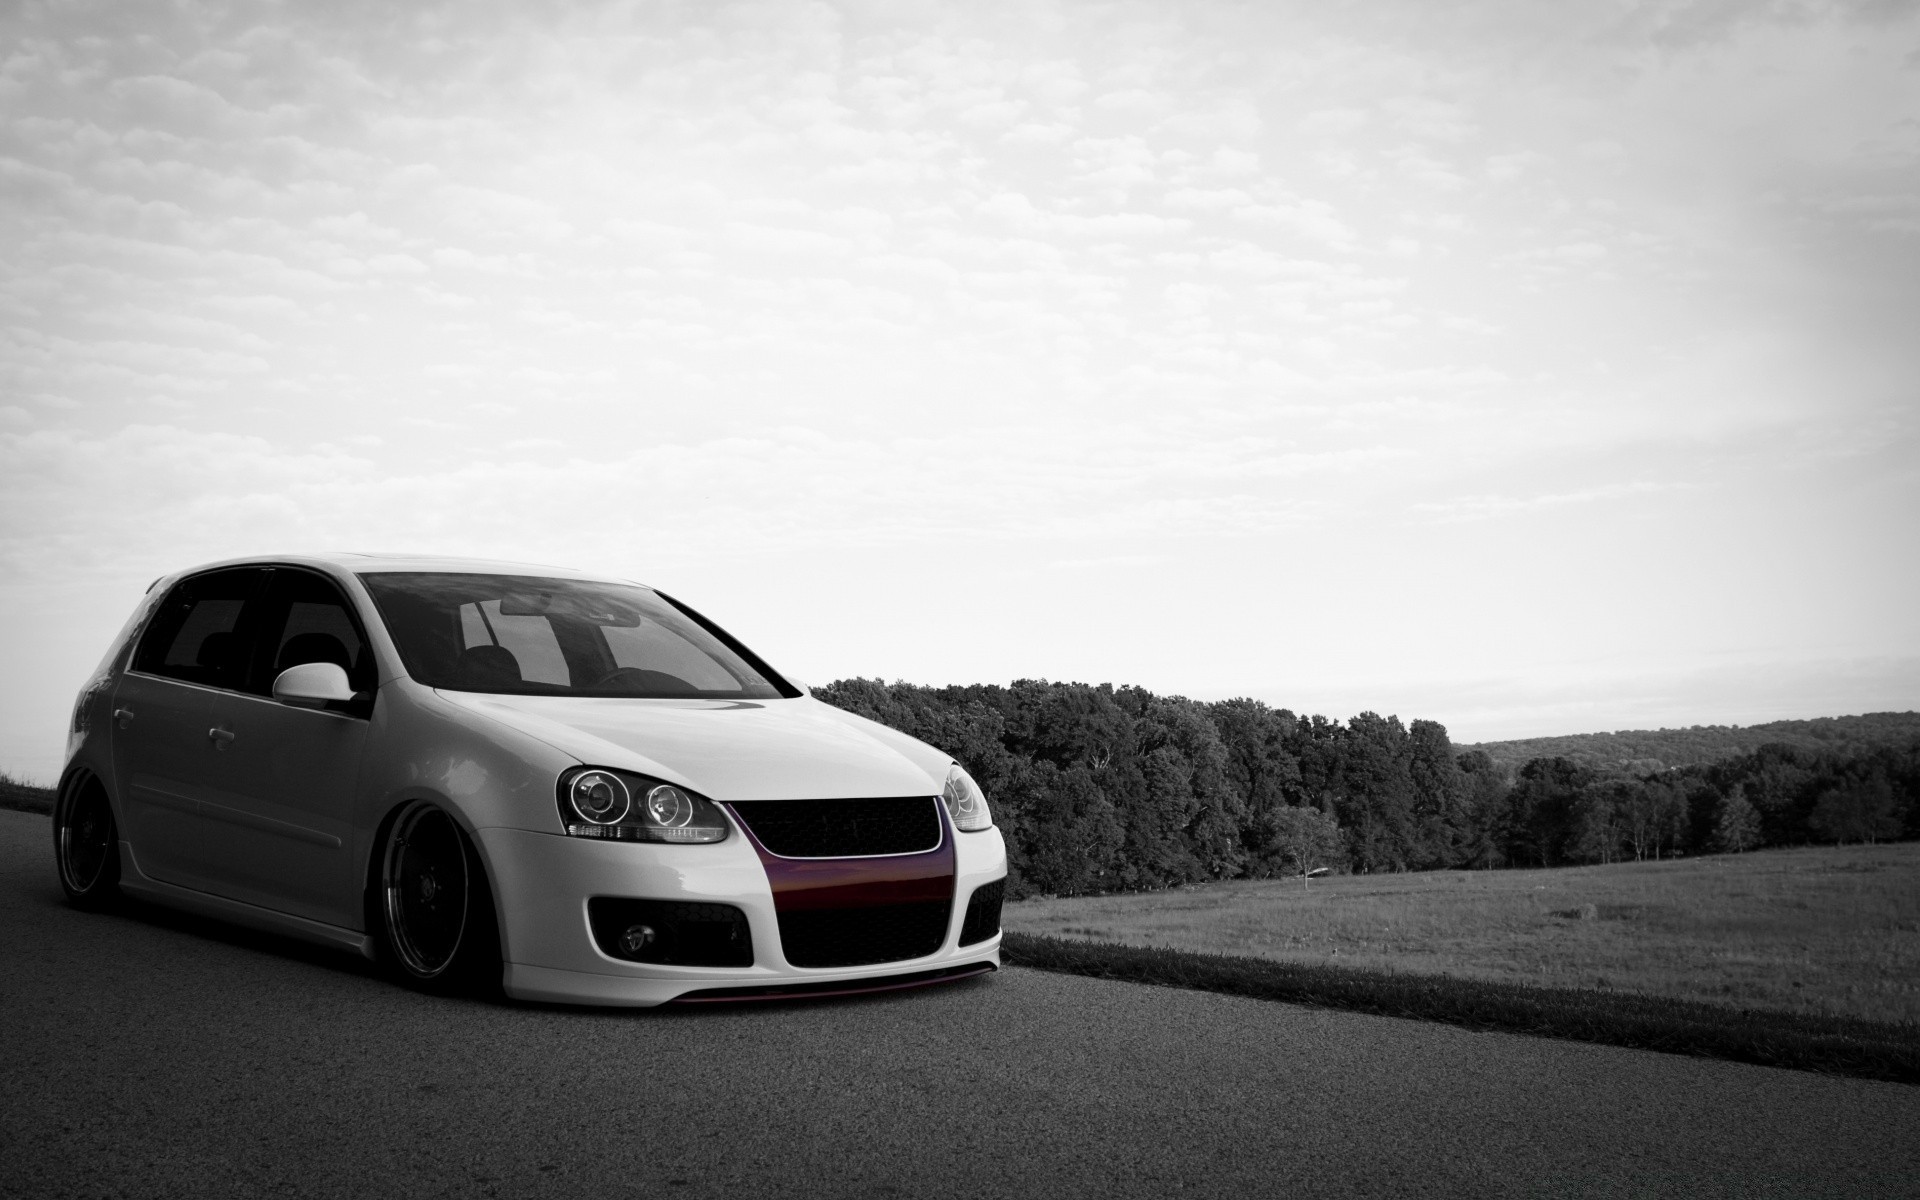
[[192, 567, 373, 928], [110, 567, 271, 892]]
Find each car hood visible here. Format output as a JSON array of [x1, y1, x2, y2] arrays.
[[432, 692, 948, 802]]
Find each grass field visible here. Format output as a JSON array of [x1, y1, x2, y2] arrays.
[[0, 773, 53, 815], [1007, 844, 1920, 1026]]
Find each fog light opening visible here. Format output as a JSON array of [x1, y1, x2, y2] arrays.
[[618, 924, 657, 957]]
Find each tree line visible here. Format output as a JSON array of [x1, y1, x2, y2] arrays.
[[816, 678, 1920, 898], [1460, 710, 1920, 775]]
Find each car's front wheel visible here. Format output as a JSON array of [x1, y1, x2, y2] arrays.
[[376, 801, 501, 996], [54, 775, 121, 909]]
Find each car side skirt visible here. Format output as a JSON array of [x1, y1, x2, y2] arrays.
[[116, 840, 375, 960]]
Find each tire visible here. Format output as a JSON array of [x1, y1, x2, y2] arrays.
[[54, 776, 121, 910], [374, 801, 502, 997]]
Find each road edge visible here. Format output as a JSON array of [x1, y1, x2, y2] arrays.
[[1004, 931, 1920, 1085]]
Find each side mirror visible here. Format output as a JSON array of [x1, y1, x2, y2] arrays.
[[273, 662, 356, 709]]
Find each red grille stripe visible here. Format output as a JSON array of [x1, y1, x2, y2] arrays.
[[728, 799, 956, 913]]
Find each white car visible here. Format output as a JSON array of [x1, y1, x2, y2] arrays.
[[53, 554, 1006, 1005]]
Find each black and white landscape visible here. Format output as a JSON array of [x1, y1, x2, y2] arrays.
[[2, 3, 1916, 1195]]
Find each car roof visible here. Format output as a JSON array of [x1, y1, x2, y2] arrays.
[[163, 552, 646, 586]]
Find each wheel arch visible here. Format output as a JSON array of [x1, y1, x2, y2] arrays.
[[360, 788, 514, 967], [54, 765, 124, 871], [57, 762, 115, 823], [52, 765, 122, 904]]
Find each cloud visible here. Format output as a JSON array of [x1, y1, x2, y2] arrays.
[[1162, 186, 1254, 211], [0, 416, 1425, 597], [1299, 108, 1369, 137], [1231, 199, 1355, 247], [0, 0, 1916, 781], [724, 221, 855, 257], [974, 191, 1190, 237], [1408, 481, 1687, 524]]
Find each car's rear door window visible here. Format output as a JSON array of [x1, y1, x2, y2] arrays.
[[132, 568, 270, 690]]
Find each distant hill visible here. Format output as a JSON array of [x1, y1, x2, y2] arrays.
[[1458, 711, 1920, 775]]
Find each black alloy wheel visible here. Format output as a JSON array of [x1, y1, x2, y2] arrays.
[[378, 801, 500, 994], [54, 777, 121, 908]]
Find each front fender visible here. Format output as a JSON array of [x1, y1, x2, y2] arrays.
[[352, 680, 581, 918]]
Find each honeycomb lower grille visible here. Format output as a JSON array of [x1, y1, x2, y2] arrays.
[[958, 879, 1005, 946], [730, 796, 941, 858], [777, 899, 952, 968]]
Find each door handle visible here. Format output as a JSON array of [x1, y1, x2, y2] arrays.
[[208, 727, 235, 748], [114, 708, 134, 729]]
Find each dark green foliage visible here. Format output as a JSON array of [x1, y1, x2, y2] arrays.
[[1003, 933, 1920, 1084], [812, 679, 1919, 893], [1209, 698, 1301, 816], [1460, 712, 1920, 774], [1711, 789, 1764, 854], [1258, 804, 1344, 884], [1567, 780, 1630, 865], [1452, 750, 1509, 868], [1505, 757, 1594, 867], [1334, 712, 1419, 873], [1408, 718, 1464, 868], [1009, 760, 1125, 896], [1809, 778, 1903, 845]]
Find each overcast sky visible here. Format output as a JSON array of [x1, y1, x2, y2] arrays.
[[3, 0, 1917, 781]]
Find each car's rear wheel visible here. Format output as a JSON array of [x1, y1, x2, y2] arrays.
[[54, 775, 121, 909], [376, 801, 501, 996]]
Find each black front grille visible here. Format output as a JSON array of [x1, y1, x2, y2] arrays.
[[777, 899, 952, 968], [588, 898, 753, 967], [730, 796, 941, 858], [958, 879, 1005, 946]]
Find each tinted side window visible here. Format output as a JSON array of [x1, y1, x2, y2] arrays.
[[246, 570, 375, 696], [132, 569, 269, 689]]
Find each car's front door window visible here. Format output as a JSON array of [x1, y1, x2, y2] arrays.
[[245, 569, 376, 698]]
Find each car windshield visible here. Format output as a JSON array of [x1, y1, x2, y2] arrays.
[[359, 573, 787, 700]]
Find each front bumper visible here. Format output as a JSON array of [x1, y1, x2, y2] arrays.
[[476, 822, 1007, 1007]]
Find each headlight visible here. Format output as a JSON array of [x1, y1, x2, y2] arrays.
[[557, 767, 730, 844], [568, 770, 630, 824], [941, 764, 993, 832]]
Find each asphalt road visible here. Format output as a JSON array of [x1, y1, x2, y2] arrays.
[[3, 809, 1917, 1200]]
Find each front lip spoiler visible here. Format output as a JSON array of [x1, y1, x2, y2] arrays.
[[668, 962, 996, 1004]]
